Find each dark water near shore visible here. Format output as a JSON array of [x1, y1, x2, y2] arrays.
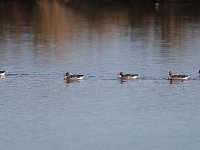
[[0, 2, 200, 150]]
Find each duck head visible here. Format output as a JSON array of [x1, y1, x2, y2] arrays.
[[168, 71, 172, 77], [119, 72, 123, 76], [65, 72, 70, 77]]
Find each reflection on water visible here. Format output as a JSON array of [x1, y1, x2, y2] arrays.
[[1, 2, 200, 150], [1, 2, 200, 48]]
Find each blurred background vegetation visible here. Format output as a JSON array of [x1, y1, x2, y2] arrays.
[[1, 0, 200, 4]]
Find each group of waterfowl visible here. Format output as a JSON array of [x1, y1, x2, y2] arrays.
[[63, 71, 140, 81], [64, 70, 199, 81], [1, 70, 200, 81], [63, 70, 200, 81]]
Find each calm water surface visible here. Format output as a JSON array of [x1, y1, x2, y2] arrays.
[[0, 2, 200, 150]]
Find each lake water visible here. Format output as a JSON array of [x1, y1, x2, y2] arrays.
[[0, 2, 200, 150]]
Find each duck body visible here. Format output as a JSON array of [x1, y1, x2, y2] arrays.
[[64, 72, 84, 81], [168, 71, 189, 80], [0, 71, 6, 78], [118, 72, 139, 80]]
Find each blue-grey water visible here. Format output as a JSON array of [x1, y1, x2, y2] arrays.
[[0, 2, 200, 150]]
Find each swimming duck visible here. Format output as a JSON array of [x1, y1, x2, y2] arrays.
[[64, 72, 84, 81], [198, 70, 200, 76], [168, 71, 189, 80], [118, 72, 139, 80], [0, 71, 6, 78]]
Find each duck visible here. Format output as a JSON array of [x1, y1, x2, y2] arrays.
[[118, 72, 139, 80], [0, 71, 6, 78], [198, 70, 200, 76], [168, 71, 189, 80], [64, 72, 84, 81]]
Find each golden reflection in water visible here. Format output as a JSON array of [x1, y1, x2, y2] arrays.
[[33, 2, 131, 48], [34, 2, 73, 44], [0, 2, 200, 49]]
